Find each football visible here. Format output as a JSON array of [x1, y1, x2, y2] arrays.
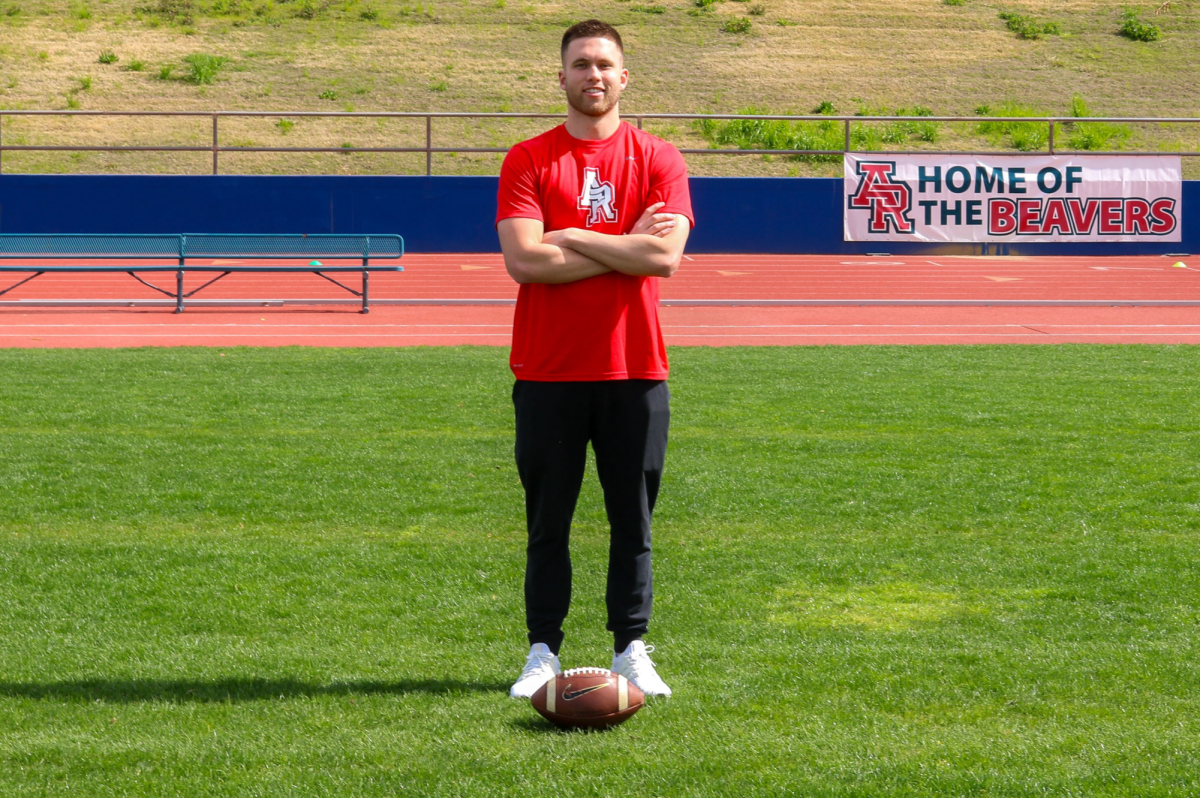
[[530, 667, 644, 729]]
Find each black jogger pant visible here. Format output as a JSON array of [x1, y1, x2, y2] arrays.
[[513, 379, 670, 654]]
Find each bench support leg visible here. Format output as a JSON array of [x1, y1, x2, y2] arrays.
[[176, 269, 185, 313], [361, 269, 370, 314]]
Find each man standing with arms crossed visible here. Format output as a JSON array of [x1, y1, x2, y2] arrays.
[[497, 19, 694, 699]]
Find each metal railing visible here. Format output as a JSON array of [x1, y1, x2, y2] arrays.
[[0, 111, 1197, 175]]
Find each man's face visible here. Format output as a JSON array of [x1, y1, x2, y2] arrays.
[[559, 36, 628, 118]]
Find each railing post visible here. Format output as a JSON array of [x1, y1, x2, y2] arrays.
[[843, 119, 850, 153], [361, 236, 370, 313], [211, 114, 219, 174], [425, 115, 432, 176], [636, 116, 643, 130], [1048, 119, 1055, 154], [177, 235, 186, 313]]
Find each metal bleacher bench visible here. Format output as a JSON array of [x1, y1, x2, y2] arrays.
[[0, 233, 404, 313]]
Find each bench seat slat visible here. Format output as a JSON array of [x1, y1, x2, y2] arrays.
[[0, 265, 403, 272], [182, 234, 403, 259], [0, 234, 182, 259], [0, 234, 404, 260]]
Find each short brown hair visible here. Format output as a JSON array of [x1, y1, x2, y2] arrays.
[[561, 19, 623, 59]]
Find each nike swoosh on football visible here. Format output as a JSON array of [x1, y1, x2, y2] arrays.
[[562, 683, 610, 701]]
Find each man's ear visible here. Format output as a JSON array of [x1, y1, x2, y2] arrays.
[[558, 69, 566, 91]]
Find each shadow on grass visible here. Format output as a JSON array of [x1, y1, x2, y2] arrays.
[[508, 715, 622, 735], [0, 677, 509, 703]]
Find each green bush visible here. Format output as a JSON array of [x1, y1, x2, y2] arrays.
[[1119, 9, 1159, 41], [1064, 94, 1132, 151], [98, 50, 117, 64], [1067, 123, 1131, 150], [182, 53, 228, 84], [695, 106, 887, 163], [1010, 126, 1046, 151], [876, 106, 939, 144], [1068, 93, 1088, 119], [720, 16, 751, 32], [700, 104, 940, 152], [318, 88, 338, 99], [295, 0, 331, 19], [976, 101, 1047, 151], [999, 10, 1061, 39], [125, 58, 146, 71]]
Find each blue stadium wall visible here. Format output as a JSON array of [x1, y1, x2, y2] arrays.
[[0, 175, 1195, 255]]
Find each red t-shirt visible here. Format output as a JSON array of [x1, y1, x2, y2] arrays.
[[496, 121, 694, 382]]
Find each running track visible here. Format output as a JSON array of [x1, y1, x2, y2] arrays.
[[1, 253, 1197, 346]]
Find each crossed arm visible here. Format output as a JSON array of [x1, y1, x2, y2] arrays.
[[499, 203, 691, 285]]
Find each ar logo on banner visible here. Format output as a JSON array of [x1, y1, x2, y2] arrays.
[[848, 161, 914, 234], [578, 167, 618, 227]]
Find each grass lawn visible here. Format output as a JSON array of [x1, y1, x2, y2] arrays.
[[1, 345, 1199, 796]]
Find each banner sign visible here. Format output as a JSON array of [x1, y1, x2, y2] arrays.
[[844, 154, 1182, 243]]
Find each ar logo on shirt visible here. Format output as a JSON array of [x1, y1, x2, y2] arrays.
[[577, 167, 617, 227]]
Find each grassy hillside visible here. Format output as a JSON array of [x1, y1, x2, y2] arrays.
[[0, 0, 1197, 175]]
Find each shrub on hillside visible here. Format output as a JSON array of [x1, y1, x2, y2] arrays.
[[999, 10, 1061, 39], [1119, 9, 1159, 41], [1064, 94, 1132, 151], [183, 53, 227, 84], [696, 107, 898, 163], [881, 106, 938, 144], [976, 102, 1047, 151]]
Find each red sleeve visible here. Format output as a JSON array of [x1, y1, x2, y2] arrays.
[[496, 144, 543, 227], [647, 141, 695, 229]]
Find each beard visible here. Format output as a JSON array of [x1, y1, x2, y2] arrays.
[[566, 84, 621, 117]]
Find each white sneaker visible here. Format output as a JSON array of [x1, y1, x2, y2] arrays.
[[611, 640, 672, 697], [509, 643, 561, 699]]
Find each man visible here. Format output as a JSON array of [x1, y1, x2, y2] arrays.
[[496, 19, 693, 700]]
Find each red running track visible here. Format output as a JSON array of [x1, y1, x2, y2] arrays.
[[1, 253, 1197, 346]]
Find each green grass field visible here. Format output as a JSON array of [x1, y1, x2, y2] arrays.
[[2, 345, 1199, 796]]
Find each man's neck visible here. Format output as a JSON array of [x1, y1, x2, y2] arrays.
[[564, 106, 622, 141]]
